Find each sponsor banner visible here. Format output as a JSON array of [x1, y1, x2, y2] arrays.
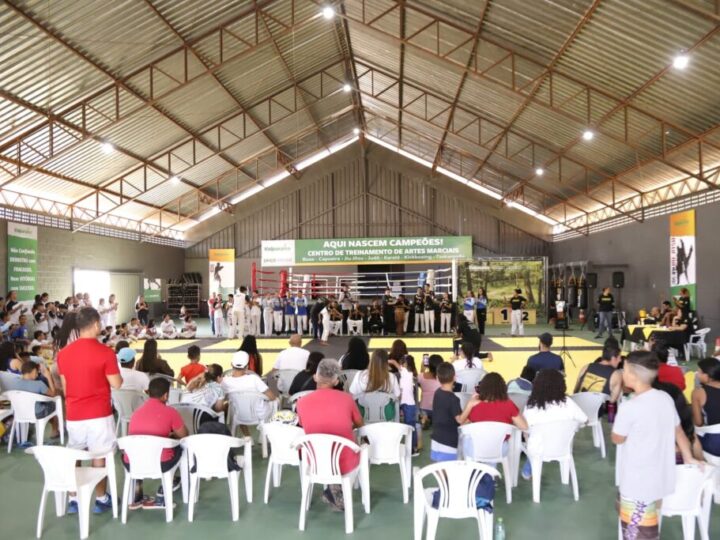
[[209, 248, 235, 296], [7, 222, 38, 301], [669, 210, 696, 306], [261, 236, 472, 267], [143, 278, 162, 302]]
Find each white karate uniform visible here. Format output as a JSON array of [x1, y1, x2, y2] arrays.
[[347, 318, 363, 335], [320, 307, 331, 342], [440, 312, 452, 333], [214, 307, 225, 337], [262, 299, 274, 336], [424, 308, 435, 334], [511, 309, 524, 336], [250, 302, 262, 336], [160, 319, 177, 339]]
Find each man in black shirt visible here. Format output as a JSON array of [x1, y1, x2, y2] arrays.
[[596, 287, 615, 339], [453, 313, 481, 355], [675, 287, 692, 319], [509, 288, 526, 337]]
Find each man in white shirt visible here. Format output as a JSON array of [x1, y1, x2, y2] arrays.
[[273, 334, 310, 371], [222, 351, 277, 434], [612, 350, 699, 540], [117, 347, 150, 393]]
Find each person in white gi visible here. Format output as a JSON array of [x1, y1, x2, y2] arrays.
[[262, 293, 274, 336], [423, 290, 436, 334], [250, 291, 262, 336], [320, 303, 332, 345], [231, 289, 246, 339], [509, 288, 527, 337], [107, 294, 119, 328], [294, 291, 308, 334], [213, 294, 225, 337], [160, 313, 178, 339], [272, 292, 283, 336], [283, 292, 295, 334]]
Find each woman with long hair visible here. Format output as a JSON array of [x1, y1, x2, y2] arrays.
[[349, 349, 400, 399], [419, 354, 443, 427], [238, 335, 263, 375], [135, 295, 149, 326], [340, 336, 369, 370], [452, 341, 491, 371], [0, 341, 21, 373], [458, 372, 527, 428], [520, 369, 587, 480], [136, 339, 174, 376], [388, 339, 409, 362]]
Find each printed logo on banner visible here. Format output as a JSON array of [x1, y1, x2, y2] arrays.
[[669, 209, 696, 307], [208, 248, 235, 297], [261, 240, 295, 267]]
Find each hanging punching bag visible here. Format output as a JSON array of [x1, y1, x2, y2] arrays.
[[577, 271, 588, 309]]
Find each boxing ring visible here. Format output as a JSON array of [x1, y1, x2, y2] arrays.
[[251, 261, 459, 299]]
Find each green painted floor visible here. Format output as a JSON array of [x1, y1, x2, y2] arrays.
[[2, 323, 716, 538], [2, 423, 718, 539]]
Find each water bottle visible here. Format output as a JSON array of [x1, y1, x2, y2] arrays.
[[494, 517, 506, 540]]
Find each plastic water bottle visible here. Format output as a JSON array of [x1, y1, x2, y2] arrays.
[[495, 517, 506, 540]]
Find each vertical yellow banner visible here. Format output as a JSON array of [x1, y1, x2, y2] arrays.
[[208, 248, 235, 296]]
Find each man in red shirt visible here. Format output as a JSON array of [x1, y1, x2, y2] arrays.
[[296, 358, 364, 512], [57, 307, 122, 514], [125, 377, 188, 509], [653, 343, 686, 391]]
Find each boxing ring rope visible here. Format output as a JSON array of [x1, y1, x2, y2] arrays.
[[251, 262, 457, 299]]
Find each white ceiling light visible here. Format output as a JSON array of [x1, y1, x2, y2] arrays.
[[322, 6, 335, 19], [535, 168, 544, 176], [101, 142, 114, 154], [353, 127, 360, 135], [342, 83, 352, 93], [169, 175, 179, 185], [582, 130, 594, 141], [672, 53, 689, 70]]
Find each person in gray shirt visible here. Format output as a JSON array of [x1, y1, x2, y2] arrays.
[[14, 360, 60, 438]]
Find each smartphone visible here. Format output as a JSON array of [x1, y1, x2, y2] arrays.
[[422, 354, 429, 367]]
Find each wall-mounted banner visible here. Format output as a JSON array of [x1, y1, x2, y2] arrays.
[[7, 222, 38, 301], [261, 236, 473, 267], [669, 209, 696, 305], [143, 278, 162, 302], [209, 248, 235, 296]]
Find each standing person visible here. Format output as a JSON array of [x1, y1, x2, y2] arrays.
[[309, 296, 325, 340], [388, 354, 420, 454], [692, 357, 720, 457], [476, 287, 488, 335], [430, 362, 463, 461], [596, 287, 615, 339], [271, 292, 283, 336], [394, 294, 410, 337], [230, 290, 245, 339], [319, 300, 332, 346], [295, 290, 308, 335], [56, 307, 122, 514], [106, 294, 119, 329], [135, 295, 149, 326], [338, 284, 353, 335], [283, 292, 296, 335], [225, 294, 235, 338], [238, 335, 264, 376], [262, 293, 274, 337], [413, 288, 425, 334], [423, 289, 436, 335], [207, 292, 216, 336], [419, 354, 443, 427], [612, 351, 698, 540], [5, 290, 26, 324], [250, 291, 262, 336], [382, 288, 396, 335], [509, 288, 527, 337], [462, 290, 476, 324], [97, 298, 109, 328], [213, 294, 225, 337], [439, 292, 453, 334]]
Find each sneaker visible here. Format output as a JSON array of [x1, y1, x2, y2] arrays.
[[144, 495, 176, 510], [93, 494, 113, 514], [172, 477, 181, 492], [128, 496, 153, 511], [67, 500, 79, 515], [594, 334, 603, 339], [521, 461, 532, 481]]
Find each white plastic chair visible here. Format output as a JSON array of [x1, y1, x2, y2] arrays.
[[274, 369, 301, 395], [171, 402, 222, 435], [687, 328, 711, 359], [520, 419, 581, 503], [182, 433, 253, 522], [357, 422, 412, 503], [227, 391, 278, 458], [356, 391, 399, 423], [695, 423, 720, 503], [293, 433, 370, 534], [5, 390, 64, 452], [168, 387, 183, 405], [413, 461, 499, 540], [659, 464, 716, 540], [508, 392, 529, 412], [458, 422, 515, 504], [290, 390, 314, 412], [111, 389, 146, 437], [149, 373, 182, 389], [454, 369, 486, 393], [570, 392, 610, 458], [261, 422, 305, 503], [340, 369, 360, 392], [454, 392, 474, 411], [26, 446, 116, 539], [116, 435, 186, 523]]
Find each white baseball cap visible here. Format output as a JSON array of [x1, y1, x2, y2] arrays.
[[231, 350, 250, 369]]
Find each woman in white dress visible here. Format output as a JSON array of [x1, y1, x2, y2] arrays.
[[107, 294, 119, 328]]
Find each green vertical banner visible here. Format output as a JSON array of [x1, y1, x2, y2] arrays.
[[7, 222, 38, 301], [143, 278, 162, 302], [669, 210, 696, 306]]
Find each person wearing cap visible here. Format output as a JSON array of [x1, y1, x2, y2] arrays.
[[221, 350, 277, 435], [525, 333, 564, 374], [118, 347, 150, 393], [508, 288, 527, 337]]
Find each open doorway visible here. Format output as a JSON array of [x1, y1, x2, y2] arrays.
[[73, 269, 110, 305]]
